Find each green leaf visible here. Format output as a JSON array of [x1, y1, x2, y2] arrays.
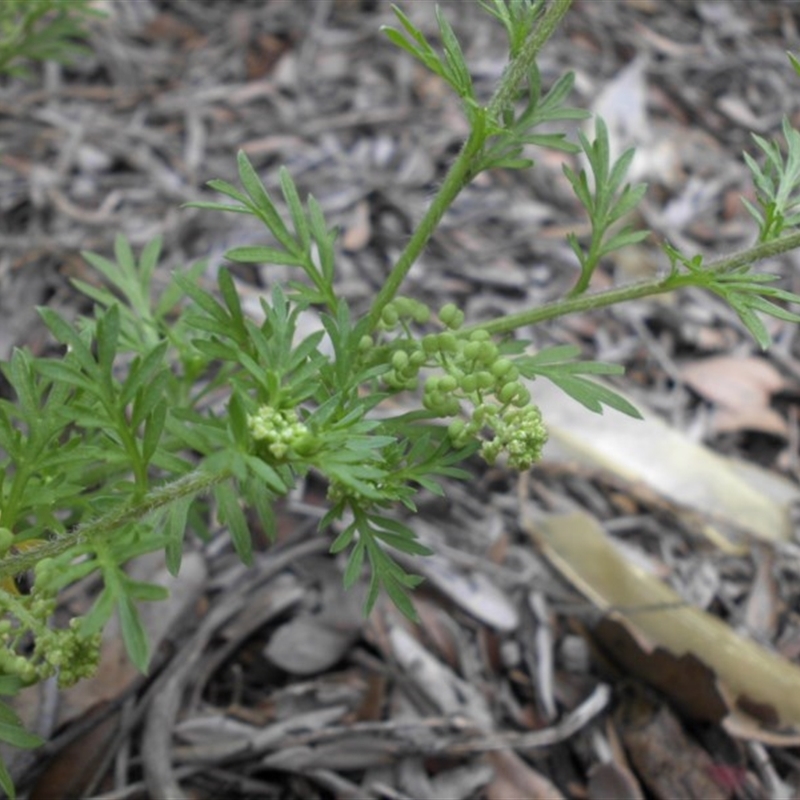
[[225, 245, 303, 267], [138, 236, 162, 289], [184, 200, 252, 216], [0, 757, 16, 800], [369, 514, 433, 556], [38, 308, 99, 379], [516, 348, 642, 418], [307, 195, 337, 284], [789, 51, 800, 78], [214, 481, 253, 565], [164, 494, 193, 576], [243, 454, 288, 494], [546, 373, 642, 418], [120, 342, 169, 407], [217, 268, 246, 333], [0, 707, 42, 751], [279, 167, 311, 252], [33, 358, 96, 393], [435, 6, 473, 99], [95, 304, 121, 385], [330, 520, 357, 554], [242, 473, 278, 541], [343, 538, 365, 589], [125, 579, 169, 603], [80, 586, 117, 637], [236, 151, 297, 252], [117, 594, 150, 673], [599, 227, 649, 256], [141, 399, 167, 464]]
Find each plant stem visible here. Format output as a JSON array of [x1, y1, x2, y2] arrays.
[[366, 0, 573, 332], [487, 0, 573, 121], [366, 130, 483, 332], [0, 468, 231, 580], [463, 230, 800, 337]]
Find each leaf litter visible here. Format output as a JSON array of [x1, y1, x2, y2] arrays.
[[4, 0, 800, 797]]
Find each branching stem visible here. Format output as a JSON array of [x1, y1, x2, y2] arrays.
[[463, 230, 800, 336], [367, 0, 574, 331]]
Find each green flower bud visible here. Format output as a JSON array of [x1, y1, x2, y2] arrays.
[[393, 297, 412, 317], [412, 303, 431, 324], [438, 374, 458, 393], [422, 334, 439, 354], [513, 386, 531, 407], [437, 332, 458, 354], [443, 398, 461, 416], [381, 305, 399, 328], [460, 374, 477, 393], [491, 358, 513, 378], [428, 391, 446, 412], [392, 350, 409, 371], [498, 381, 519, 404], [422, 393, 438, 412], [464, 341, 481, 360], [439, 303, 464, 329], [476, 371, 495, 390], [269, 442, 288, 458], [477, 341, 498, 364], [409, 349, 427, 367], [448, 419, 466, 441], [469, 329, 490, 342]]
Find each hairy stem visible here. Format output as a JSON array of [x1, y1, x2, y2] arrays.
[[487, 0, 573, 121], [0, 468, 231, 579]]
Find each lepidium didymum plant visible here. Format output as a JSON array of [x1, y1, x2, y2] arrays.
[[3, 0, 800, 790]]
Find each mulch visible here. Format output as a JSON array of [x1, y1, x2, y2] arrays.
[[3, 0, 800, 797]]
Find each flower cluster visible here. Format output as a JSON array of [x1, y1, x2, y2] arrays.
[[0, 570, 101, 688], [479, 404, 547, 470], [371, 299, 548, 469], [247, 405, 310, 460]]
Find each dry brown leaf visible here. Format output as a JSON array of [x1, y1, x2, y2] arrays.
[[28, 706, 119, 800], [587, 761, 645, 800], [616, 689, 728, 800], [341, 199, 372, 251], [711, 405, 788, 437], [485, 750, 565, 800], [593, 617, 727, 724], [680, 355, 785, 412], [524, 509, 800, 730]]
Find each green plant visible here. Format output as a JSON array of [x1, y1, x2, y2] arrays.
[[0, 0, 97, 79], [3, 0, 800, 794]]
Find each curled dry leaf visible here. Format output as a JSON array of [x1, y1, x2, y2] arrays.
[[524, 509, 800, 731]]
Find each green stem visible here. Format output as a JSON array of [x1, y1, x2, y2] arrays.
[[464, 231, 800, 337], [366, 129, 483, 332], [487, 0, 573, 121], [566, 230, 604, 298], [367, 0, 573, 332], [0, 468, 231, 580]]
